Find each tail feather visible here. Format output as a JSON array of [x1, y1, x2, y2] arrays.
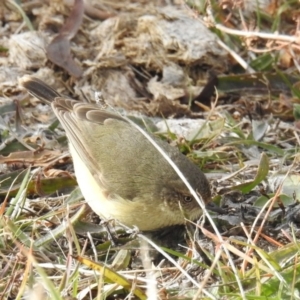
[[21, 76, 61, 104]]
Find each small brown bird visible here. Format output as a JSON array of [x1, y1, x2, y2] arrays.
[[22, 77, 211, 231]]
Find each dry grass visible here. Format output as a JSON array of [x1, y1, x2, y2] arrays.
[[0, 0, 300, 299]]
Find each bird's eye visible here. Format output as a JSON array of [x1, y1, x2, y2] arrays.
[[184, 196, 193, 202]]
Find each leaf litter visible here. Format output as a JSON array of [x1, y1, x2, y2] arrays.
[[1, 0, 300, 298]]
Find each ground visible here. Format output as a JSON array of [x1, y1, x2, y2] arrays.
[[0, 0, 300, 299]]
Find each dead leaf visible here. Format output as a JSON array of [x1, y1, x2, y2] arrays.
[[46, 0, 84, 77]]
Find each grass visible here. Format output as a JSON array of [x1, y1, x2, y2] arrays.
[[1, 0, 300, 299]]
